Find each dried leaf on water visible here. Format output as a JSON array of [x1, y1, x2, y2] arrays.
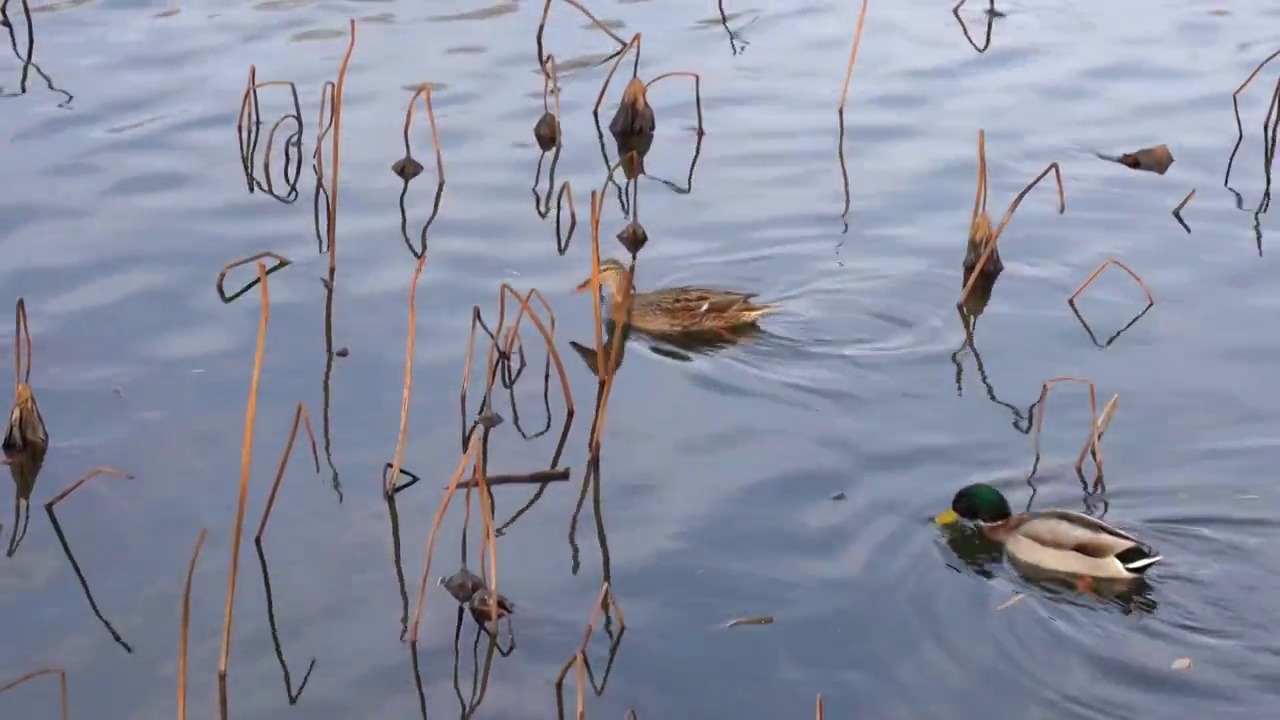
[[615, 221, 649, 256], [1171, 657, 1192, 671], [724, 615, 774, 628], [1099, 145, 1175, 175], [392, 156, 424, 182], [534, 112, 559, 152], [609, 77, 656, 137]]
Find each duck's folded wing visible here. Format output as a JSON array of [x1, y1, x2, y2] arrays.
[[1019, 511, 1141, 557]]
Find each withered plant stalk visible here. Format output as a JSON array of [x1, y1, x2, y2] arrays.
[[178, 529, 208, 720], [255, 403, 320, 539], [536, 0, 628, 74], [1029, 377, 1101, 480], [552, 582, 628, 720], [837, 0, 869, 114], [386, 253, 429, 497], [218, 261, 272, 720], [958, 130, 1066, 306], [1076, 393, 1118, 480], [1068, 258, 1154, 307], [0, 667, 68, 720], [403, 84, 446, 183]]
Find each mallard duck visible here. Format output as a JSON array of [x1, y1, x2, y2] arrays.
[[934, 483, 1162, 581], [574, 258, 778, 334]]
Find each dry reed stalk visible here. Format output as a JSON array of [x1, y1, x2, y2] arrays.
[[403, 84, 446, 182], [1172, 188, 1196, 233], [538, 54, 564, 151], [44, 466, 136, 653], [837, 0, 869, 114], [324, 20, 357, 278], [473, 452, 502, 629], [497, 285, 574, 416], [0, 667, 68, 720], [12, 297, 31, 393], [1029, 377, 1099, 478], [214, 251, 291, 304], [592, 33, 643, 118], [536, 0, 628, 73], [816, 693, 825, 720], [1225, 48, 1280, 188], [218, 262, 271, 720], [1067, 258, 1154, 307], [235, 65, 303, 200], [178, 529, 208, 720], [644, 72, 705, 135], [385, 253, 429, 497], [958, 142, 1065, 306], [408, 432, 483, 643], [1076, 393, 1118, 481], [952, 0, 997, 54], [552, 582, 628, 718], [254, 403, 320, 539]]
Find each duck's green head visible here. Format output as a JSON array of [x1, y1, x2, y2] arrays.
[[935, 483, 1012, 526]]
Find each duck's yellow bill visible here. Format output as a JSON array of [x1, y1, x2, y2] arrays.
[[934, 509, 960, 525]]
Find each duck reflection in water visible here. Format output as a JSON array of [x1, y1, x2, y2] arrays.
[[936, 483, 1159, 614]]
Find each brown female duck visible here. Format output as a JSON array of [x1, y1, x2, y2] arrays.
[[575, 258, 778, 334]]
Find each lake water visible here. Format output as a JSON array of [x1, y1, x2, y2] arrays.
[[2, 0, 1279, 718]]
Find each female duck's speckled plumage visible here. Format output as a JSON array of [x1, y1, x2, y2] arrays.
[[576, 258, 778, 334]]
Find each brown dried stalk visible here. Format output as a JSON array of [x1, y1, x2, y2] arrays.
[[816, 693, 825, 720], [958, 132, 1065, 306], [218, 261, 271, 720], [952, 0, 998, 54], [178, 529, 207, 720], [1076, 393, 1118, 488], [1028, 377, 1100, 481], [12, 296, 31, 393], [324, 20, 357, 278], [536, 0, 628, 74], [837, 0, 869, 114], [1172, 188, 1196, 233], [0, 667, 68, 720], [553, 582, 628, 719], [402, 84, 446, 183], [44, 466, 137, 653], [645, 72, 705, 135], [253, 404, 319, 705], [385, 253, 429, 498], [1225, 48, 1280, 189], [1068, 257, 1154, 307], [592, 33, 642, 119], [215, 251, 291, 305], [254, 403, 320, 540], [408, 432, 483, 643]]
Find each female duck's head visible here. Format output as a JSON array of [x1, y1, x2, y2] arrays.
[[574, 258, 631, 302], [935, 483, 1012, 526]]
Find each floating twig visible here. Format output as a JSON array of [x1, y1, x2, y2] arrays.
[[454, 467, 572, 489], [44, 466, 137, 653], [724, 615, 774, 628]]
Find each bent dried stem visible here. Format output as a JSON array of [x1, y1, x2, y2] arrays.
[[403, 84, 446, 183], [536, 0, 628, 75], [1068, 258, 1154, 307], [1172, 188, 1196, 233], [255, 403, 320, 540], [1028, 377, 1099, 482], [1076, 393, 1119, 490], [385, 254, 429, 497], [645, 72, 705, 135], [215, 251, 291, 305], [218, 262, 271, 720], [236, 65, 304, 203], [1225, 48, 1280, 189], [0, 667, 68, 720], [553, 582, 628, 719], [408, 432, 482, 643], [952, 0, 997, 54], [958, 159, 1066, 306], [592, 33, 642, 117], [177, 529, 207, 720], [44, 466, 137, 654]]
